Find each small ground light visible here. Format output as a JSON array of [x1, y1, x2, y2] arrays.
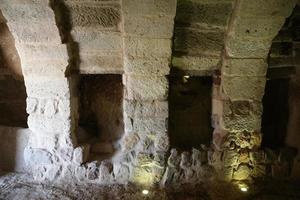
[[183, 75, 190, 83], [240, 187, 248, 192], [142, 189, 149, 195], [238, 183, 249, 192]]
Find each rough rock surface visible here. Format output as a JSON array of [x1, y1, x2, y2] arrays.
[[1, 173, 300, 200]]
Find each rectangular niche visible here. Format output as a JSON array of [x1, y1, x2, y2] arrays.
[[0, 74, 27, 128], [261, 78, 290, 149], [78, 74, 124, 159], [169, 75, 213, 150]]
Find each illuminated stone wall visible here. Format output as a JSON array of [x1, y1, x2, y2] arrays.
[[212, 0, 297, 182], [0, 0, 299, 186], [121, 0, 176, 186]]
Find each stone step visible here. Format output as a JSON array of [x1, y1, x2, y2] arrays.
[[91, 142, 114, 154]]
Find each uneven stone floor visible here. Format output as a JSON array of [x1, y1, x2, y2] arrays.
[[0, 173, 300, 200]]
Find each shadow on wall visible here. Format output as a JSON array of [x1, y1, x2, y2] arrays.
[[286, 69, 300, 154], [261, 78, 290, 149], [0, 126, 31, 173], [0, 10, 29, 173], [0, 12, 23, 78], [0, 75, 28, 127], [262, 5, 300, 152], [0, 11, 27, 128]]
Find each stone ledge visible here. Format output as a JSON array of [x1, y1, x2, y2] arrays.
[[172, 56, 220, 73]]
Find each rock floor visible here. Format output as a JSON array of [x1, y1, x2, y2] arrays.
[[0, 173, 300, 200]]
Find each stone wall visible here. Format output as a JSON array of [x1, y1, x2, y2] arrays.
[[121, 0, 177, 186], [172, 0, 234, 75], [212, 0, 297, 182], [0, 0, 299, 186], [0, 0, 79, 181], [61, 0, 123, 74]]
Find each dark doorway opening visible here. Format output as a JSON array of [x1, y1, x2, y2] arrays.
[[0, 75, 27, 128], [78, 74, 124, 160], [169, 75, 213, 150], [262, 78, 290, 149]]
